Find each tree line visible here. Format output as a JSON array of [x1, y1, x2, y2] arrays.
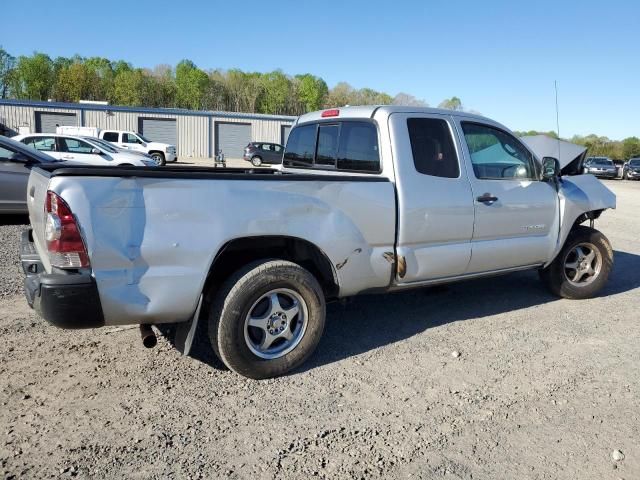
[[0, 48, 444, 115], [1, 48, 638, 158]]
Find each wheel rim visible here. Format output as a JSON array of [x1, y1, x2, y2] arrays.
[[244, 288, 308, 360], [563, 242, 602, 286], [151, 154, 163, 165], [252, 157, 261, 166]]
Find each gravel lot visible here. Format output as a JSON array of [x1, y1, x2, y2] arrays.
[[1, 181, 639, 479]]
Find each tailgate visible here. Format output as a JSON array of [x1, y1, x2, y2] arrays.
[[26, 168, 52, 272]]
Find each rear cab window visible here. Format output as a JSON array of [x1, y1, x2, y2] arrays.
[[283, 121, 380, 173], [103, 132, 119, 142]]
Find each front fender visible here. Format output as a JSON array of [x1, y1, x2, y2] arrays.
[[548, 175, 616, 264]]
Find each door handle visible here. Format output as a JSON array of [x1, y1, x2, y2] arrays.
[[477, 193, 498, 204], [62, 155, 74, 160]]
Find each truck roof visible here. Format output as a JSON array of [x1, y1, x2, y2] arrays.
[[295, 105, 494, 125]]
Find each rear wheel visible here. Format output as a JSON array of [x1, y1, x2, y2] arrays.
[[208, 260, 326, 379], [540, 226, 613, 299], [150, 152, 166, 166], [251, 156, 262, 167]]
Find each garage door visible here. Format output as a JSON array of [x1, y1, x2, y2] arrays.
[[281, 125, 291, 146], [36, 112, 77, 133], [216, 122, 251, 159], [139, 118, 177, 145]]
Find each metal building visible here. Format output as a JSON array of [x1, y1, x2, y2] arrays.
[[0, 99, 296, 160]]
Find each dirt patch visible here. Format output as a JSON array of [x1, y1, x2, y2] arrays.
[[1, 182, 639, 479]]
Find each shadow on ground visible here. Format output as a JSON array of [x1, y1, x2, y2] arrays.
[[171, 249, 640, 373]]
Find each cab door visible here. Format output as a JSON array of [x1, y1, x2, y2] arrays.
[[391, 112, 475, 283], [455, 120, 559, 273], [122, 133, 146, 153]]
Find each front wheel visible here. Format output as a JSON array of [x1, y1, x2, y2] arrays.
[[208, 260, 326, 379], [150, 152, 166, 166], [539, 226, 613, 299]]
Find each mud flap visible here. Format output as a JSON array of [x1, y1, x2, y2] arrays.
[[173, 294, 203, 356]]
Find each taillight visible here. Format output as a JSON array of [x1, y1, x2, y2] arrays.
[[45, 191, 90, 268]]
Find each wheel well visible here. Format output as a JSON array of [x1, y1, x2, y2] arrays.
[[573, 209, 603, 228], [149, 150, 165, 158], [203, 236, 339, 301]]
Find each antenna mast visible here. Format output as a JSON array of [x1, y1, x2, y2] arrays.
[[555, 80, 561, 160]]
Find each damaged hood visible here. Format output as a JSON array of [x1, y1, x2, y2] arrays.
[[521, 135, 587, 175]]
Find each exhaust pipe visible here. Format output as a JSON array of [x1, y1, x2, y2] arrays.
[[140, 324, 157, 348]]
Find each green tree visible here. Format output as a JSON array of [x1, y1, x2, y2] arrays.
[[175, 60, 208, 110], [54, 62, 100, 102], [325, 82, 355, 107], [295, 74, 328, 112], [113, 68, 146, 106], [0, 47, 16, 98], [10, 53, 54, 100], [258, 70, 291, 115], [438, 96, 463, 111], [622, 137, 640, 160]]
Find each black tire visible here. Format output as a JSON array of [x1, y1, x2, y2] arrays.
[[539, 226, 613, 299], [208, 259, 326, 379], [150, 152, 166, 166], [251, 156, 262, 167]]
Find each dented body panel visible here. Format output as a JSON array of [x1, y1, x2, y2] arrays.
[[33, 172, 396, 325]]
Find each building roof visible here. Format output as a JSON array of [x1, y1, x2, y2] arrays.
[[0, 99, 297, 122]]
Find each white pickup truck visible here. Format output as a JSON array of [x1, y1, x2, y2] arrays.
[[21, 106, 615, 379], [57, 126, 177, 166]]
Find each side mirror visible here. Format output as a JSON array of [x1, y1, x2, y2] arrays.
[[541, 157, 561, 180], [91, 148, 101, 155]]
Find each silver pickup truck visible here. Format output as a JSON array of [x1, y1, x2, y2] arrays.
[[20, 106, 616, 379]]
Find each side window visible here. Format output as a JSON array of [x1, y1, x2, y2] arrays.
[[283, 124, 316, 167], [337, 122, 379, 172], [103, 132, 119, 142], [273, 145, 282, 153], [24, 136, 56, 152], [261, 144, 272, 152], [461, 123, 536, 180], [407, 118, 459, 178], [123, 133, 139, 144], [316, 124, 339, 167], [60, 138, 96, 154]]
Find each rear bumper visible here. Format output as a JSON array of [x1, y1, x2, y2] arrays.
[[21, 229, 104, 329]]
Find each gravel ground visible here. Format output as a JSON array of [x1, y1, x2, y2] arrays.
[[0, 215, 28, 298], [1, 182, 639, 479]]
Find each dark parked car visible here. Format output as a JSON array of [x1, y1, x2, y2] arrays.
[[623, 158, 640, 180], [0, 135, 59, 214], [243, 142, 284, 166], [583, 157, 618, 179]]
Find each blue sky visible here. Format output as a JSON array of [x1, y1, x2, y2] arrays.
[[3, 0, 638, 139]]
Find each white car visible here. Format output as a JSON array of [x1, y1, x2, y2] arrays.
[[57, 126, 177, 166], [13, 133, 152, 167]]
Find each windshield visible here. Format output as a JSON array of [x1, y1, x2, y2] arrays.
[[83, 137, 118, 153], [137, 134, 152, 143], [591, 158, 613, 166], [629, 159, 640, 167]]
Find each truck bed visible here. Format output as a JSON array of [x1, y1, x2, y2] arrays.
[[27, 164, 397, 326]]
